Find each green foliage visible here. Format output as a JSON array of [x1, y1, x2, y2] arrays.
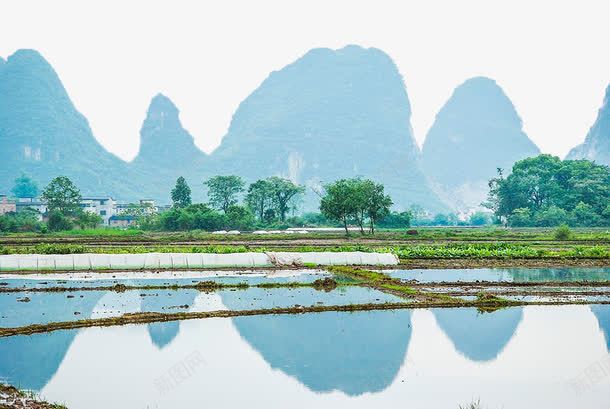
[[0, 209, 43, 232], [204, 175, 245, 213], [432, 213, 458, 226], [171, 176, 192, 208], [245, 179, 274, 220], [554, 224, 572, 240], [469, 211, 492, 226], [393, 243, 544, 259], [320, 178, 392, 234], [33, 243, 86, 254], [571, 202, 602, 227], [11, 174, 38, 198], [47, 210, 74, 232], [320, 179, 358, 233], [75, 211, 103, 229], [266, 176, 305, 221], [378, 211, 412, 229], [487, 155, 610, 226], [50, 229, 143, 237], [41, 176, 81, 214], [301, 212, 336, 227], [364, 180, 392, 233], [147, 204, 228, 231], [534, 206, 571, 227], [507, 208, 532, 227], [225, 205, 256, 231], [243, 177, 305, 224]]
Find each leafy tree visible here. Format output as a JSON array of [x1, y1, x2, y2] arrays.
[[171, 176, 192, 208], [194, 210, 226, 231], [225, 205, 256, 231], [364, 180, 392, 233], [245, 179, 274, 220], [11, 174, 38, 199], [41, 176, 81, 214], [508, 208, 532, 227], [204, 175, 245, 213], [319, 178, 391, 234], [263, 208, 276, 224], [320, 179, 358, 234], [486, 155, 610, 226], [603, 205, 610, 224], [144, 204, 230, 232], [75, 211, 103, 229], [469, 211, 491, 226], [378, 211, 412, 229], [433, 213, 458, 226], [554, 159, 609, 214], [47, 210, 74, 232], [0, 209, 42, 233], [534, 206, 571, 227], [349, 179, 369, 233], [571, 202, 602, 227], [267, 177, 305, 221], [184, 204, 227, 230]]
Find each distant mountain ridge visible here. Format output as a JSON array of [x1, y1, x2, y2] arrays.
[[422, 77, 540, 208], [0, 49, 140, 199], [0, 46, 446, 210], [567, 84, 610, 166], [2, 47, 600, 211], [130, 93, 208, 200], [209, 45, 443, 210], [133, 93, 205, 167]]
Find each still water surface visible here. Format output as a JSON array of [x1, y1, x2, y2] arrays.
[[0, 304, 608, 409], [387, 267, 610, 283]]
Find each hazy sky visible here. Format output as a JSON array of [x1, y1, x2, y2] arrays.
[[2, 0, 609, 161]]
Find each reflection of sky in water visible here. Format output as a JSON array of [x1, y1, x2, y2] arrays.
[[0, 269, 331, 289], [0, 286, 403, 328], [433, 307, 522, 361], [0, 305, 608, 409], [386, 267, 610, 283]]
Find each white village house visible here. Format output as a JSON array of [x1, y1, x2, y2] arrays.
[[6, 195, 164, 226], [80, 196, 117, 225]]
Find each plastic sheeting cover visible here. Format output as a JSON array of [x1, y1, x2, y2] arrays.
[[0, 251, 398, 271]]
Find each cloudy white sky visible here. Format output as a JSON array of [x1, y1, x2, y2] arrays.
[[1, 0, 608, 161]]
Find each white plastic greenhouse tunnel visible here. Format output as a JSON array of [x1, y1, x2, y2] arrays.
[[0, 251, 399, 272]]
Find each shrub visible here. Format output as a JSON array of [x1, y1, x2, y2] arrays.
[[47, 210, 73, 232], [508, 208, 532, 227], [534, 206, 572, 227], [554, 224, 571, 240], [225, 205, 256, 231]]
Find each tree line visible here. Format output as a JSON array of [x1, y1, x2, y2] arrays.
[[149, 175, 398, 233], [485, 155, 610, 227], [0, 175, 102, 232], [4, 153, 606, 233]]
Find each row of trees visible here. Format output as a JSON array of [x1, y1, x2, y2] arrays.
[[151, 175, 399, 233], [157, 175, 306, 231], [170, 175, 305, 221], [320, 178, 392, 234], [485, 155, 610, 227], [0, 176, 102, 232], [9, 154, 605, 233]]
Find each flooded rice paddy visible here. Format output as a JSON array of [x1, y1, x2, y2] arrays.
[[0, 268, 609, 408], [386, 267, 610, 283]]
